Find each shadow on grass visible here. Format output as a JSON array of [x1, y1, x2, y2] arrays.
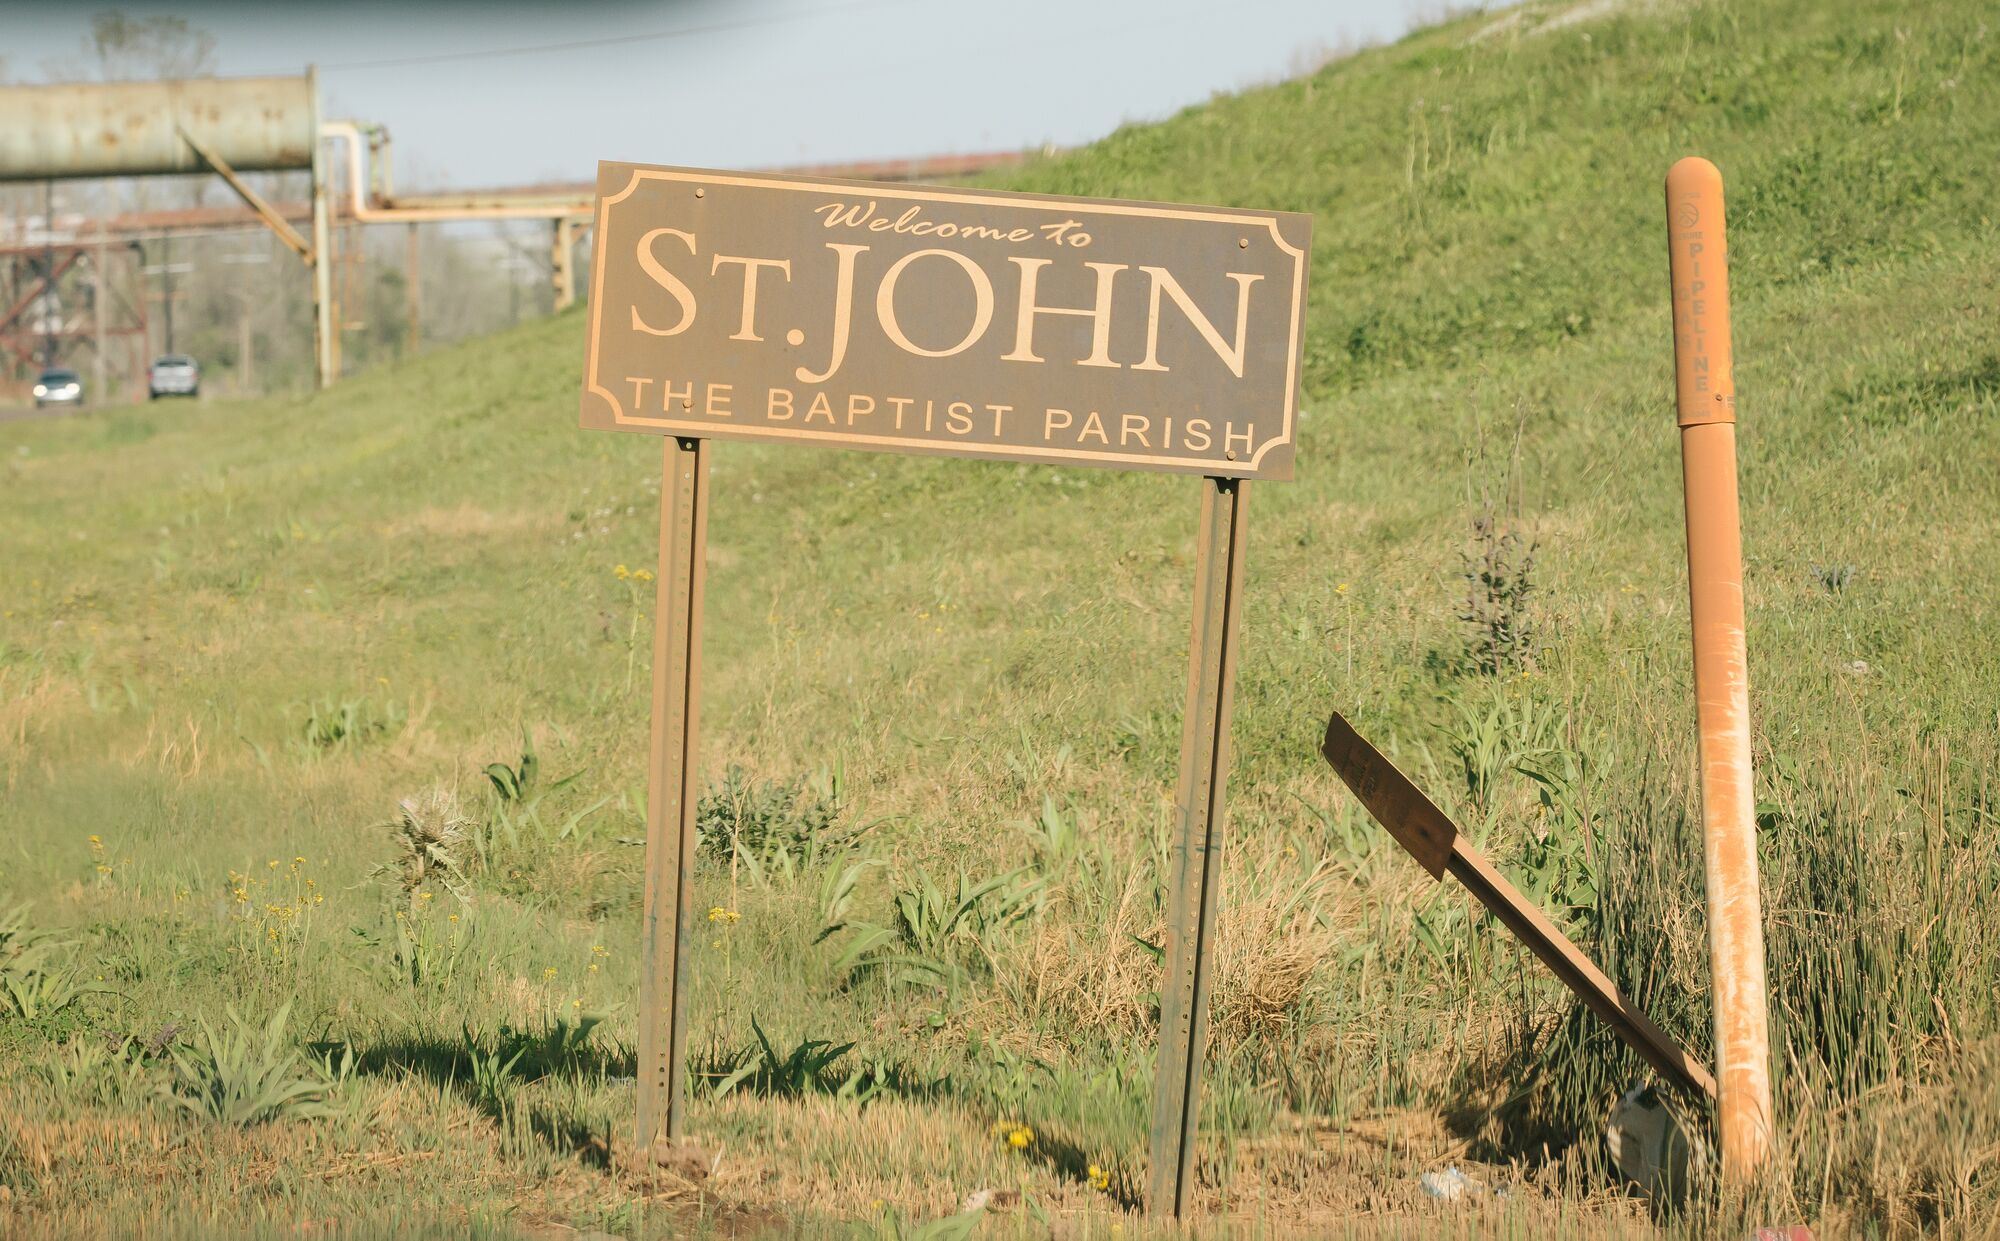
[[321, 1015, 636, 1165], [1020, 1124, 1140, 1211], [335, 1016, 637, 1085], [684, 1019, 957, 1107], [330, 1013, 951, 1172]]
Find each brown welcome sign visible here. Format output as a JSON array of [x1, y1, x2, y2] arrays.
[[582, 162, 1311, 479], [579, 161, 1312, 1221]]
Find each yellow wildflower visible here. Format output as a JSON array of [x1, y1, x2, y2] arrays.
[[1007, 1126, 1033, 1150], [614, 564, 631, 579], [1088, 1164, 1111, 1191]]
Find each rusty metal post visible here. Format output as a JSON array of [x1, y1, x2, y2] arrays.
[[1666, 156, 1773, 1179], [309, 69, 335, 389], [637, 435, 709, 1153], [1148, 476, 1250, 1220]]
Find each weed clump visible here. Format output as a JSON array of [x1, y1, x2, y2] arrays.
[[292, 695, 406, 753], [698, 1015, 894, 1104], [165, 1002, 337, 1127], [0, 906, 89, 1023], [1458, 503, 1539, 678], [696, 764, 851, 882], [380, 788, 471, 899]]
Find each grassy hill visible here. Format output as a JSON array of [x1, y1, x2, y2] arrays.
[[4, 0, 1998, 1235]]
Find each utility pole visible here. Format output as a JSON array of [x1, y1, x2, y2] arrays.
[[162, 235, 176, 355], [342, 218, 362, 360], [552, 217, 576, 312], [311, 67, 336, 389], [42, 180, 56, 368], [128, 244, 146, 404], [405, 223, 422, 356], [139, 245, 193, 365], [92, 239, 108, 401], [221, 249, 270, 394]]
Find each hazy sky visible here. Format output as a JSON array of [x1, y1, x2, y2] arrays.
[[0, 0, 1452, 190]]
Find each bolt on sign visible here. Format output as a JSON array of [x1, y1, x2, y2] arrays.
[[581, 162, 1310, 479], [578, 161, 1311, 1221]]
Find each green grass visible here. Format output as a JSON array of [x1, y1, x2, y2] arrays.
[[4, 0, 1999, 1236]]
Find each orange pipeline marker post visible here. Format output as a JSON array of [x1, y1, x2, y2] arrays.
[[1665, 156, 1773, 1179]]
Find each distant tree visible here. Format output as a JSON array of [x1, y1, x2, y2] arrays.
[[59, 11, 219, 81]]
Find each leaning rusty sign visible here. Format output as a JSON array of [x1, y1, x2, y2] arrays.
[[1319, 712, 1717, 1101], [581, 162, 1312, 480]]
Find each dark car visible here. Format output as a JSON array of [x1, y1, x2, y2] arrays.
[[149, 354, 201, 399], [32, 368, 83, 409]]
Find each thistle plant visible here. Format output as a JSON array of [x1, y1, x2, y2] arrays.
[[380, 787, 470, 900]]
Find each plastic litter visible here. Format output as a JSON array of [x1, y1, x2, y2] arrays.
[[1418, 1166, 1484, 1202], [1606, 1083, 1708, 1203]]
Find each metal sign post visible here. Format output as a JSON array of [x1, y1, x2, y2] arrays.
[[579, 162, 1312, 1205], [1148, 476, 1249, 1218], [636, 435, 709, 1150]]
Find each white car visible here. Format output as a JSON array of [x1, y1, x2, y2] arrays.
[[149, 355, 201, 399], [32, 368, 83, 409]]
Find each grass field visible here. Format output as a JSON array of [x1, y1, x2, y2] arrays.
[[4, 0, 1999, 1236]]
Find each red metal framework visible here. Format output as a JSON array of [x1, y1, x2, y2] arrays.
[[0, 242, 149, 395]]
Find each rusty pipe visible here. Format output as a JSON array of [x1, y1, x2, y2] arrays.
[[1665, 156, 1774, 1181], [0, 76, 316, 182], [319, 119, 591, 222]]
